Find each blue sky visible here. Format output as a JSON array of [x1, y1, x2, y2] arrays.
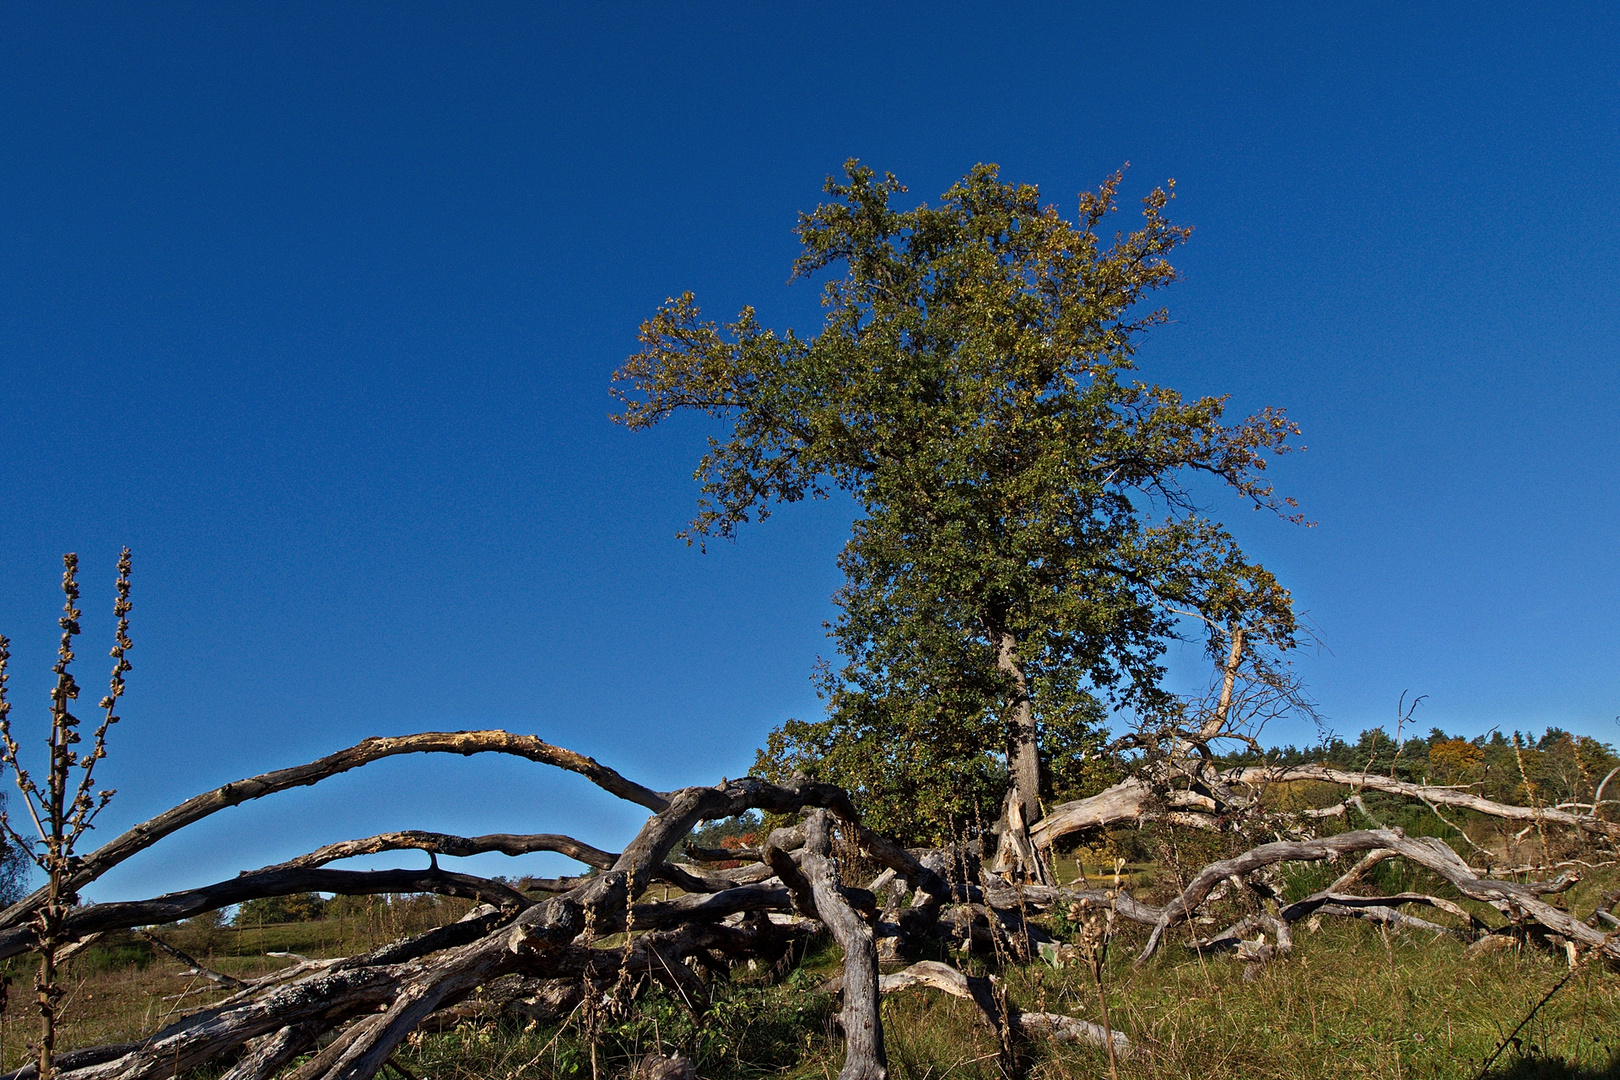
[[1, 3, 1616, 900]]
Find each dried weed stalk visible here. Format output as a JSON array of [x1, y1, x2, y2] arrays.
[[0, 550, 132, 1079]]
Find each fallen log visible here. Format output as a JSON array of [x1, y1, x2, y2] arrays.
[[1033, 762, 1620, 851], [871, 961, 1132, 1058], [1224, 765, 1620, 840], [1138, 827, 1620, 964], [20, 730, 1610, 1080]]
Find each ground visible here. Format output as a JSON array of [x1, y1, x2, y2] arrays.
[[5, 870, 1617, 1080]]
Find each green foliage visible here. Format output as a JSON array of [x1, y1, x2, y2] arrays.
[[399, 982, 835, 1080], [1214, 725, 1619, 814], [617, 161, 1303, 841], [232, 892, 326, 926]]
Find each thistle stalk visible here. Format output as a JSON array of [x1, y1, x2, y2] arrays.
[[0, 551, 132, 1079]]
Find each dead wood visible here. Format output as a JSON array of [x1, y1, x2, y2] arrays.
[[268, 831, 619, 872], [63, 966, 403, 1080], [1034, 760, 1620, 852], [1138, 827, 1620, 964], [135, 929, 248, 989], [0, 730, 668, 931], [1278, 891, 1481, 931], [1224, 765, 1620, 839], [0, 867, 528, 962], [1015, 1012, 1134, 1056], [26, 730, 1616, 1080], [682, 845, 763, 863], [1191, 912, 1293, 954], [1030, 778, 1221, 848], [0, 1045, 144, 1080], [217, 1024, 321, 1080], [1313, 903, 1458, 937], [1139, 831, 1398, 961], [800, 809, 887, 1080], [633, 1054, 698, 1080], [979, 882, 1163, 927], [765, 826, 816, 915], [873, 961, 1133, 1058]]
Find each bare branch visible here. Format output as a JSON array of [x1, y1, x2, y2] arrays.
[[0, 730, 667, 930]]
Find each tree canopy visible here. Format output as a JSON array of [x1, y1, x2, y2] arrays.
[[613, 161, 1305, 859]]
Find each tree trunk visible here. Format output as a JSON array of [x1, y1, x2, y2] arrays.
[[992, 630, 1052, 884]]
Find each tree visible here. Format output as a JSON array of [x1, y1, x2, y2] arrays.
[[234, 892, 328, 925], [613, 161, 1303, 877]]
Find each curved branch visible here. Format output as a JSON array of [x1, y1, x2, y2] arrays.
[[0, 730, 666, 930], [266, 830, 619, 872], [1138, 830, 1407, 961], [1224, 765, 1620, 839], [0, 867, 529, 961], [1030, 778, 1219, 847], [1137, 827, 1620, 964]]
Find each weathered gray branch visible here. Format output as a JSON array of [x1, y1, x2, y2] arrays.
[[801, 810, 886, 1080], [874, 961, 1132, 1058], [267, 830, 619, 872], [1225, 765, 1620, 839], [0, 730, 667, 930], [1138, 827, 1620, 964], [0, 867, 528, 961]]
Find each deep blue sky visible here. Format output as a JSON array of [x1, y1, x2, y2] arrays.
[[1, 3, 1616, 900]]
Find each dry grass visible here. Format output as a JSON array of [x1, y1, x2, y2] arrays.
[[2, 891, 1615, 1079]]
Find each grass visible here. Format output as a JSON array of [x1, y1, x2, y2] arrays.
[[373, 917, 1620, 1080], [1, 881, 1615, 1079]]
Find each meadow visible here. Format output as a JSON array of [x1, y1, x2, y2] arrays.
[[6, 853, 1614, 1080]]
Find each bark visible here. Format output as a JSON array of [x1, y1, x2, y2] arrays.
[[1278, 891, 1481, 931], [634, 1055, 698, 1080], [0, 730, 667, 931], [1014, 1012, 1134, 1056], [268, 830, 619, 872], [978, 882, 1164, 927], [992, 630, 1053, 885], [27, 730, 1614, 1080], [1138, 827, 1620, 964], [216, 1024, 320, 1080], [801, 810, 887, 1080], [134, 930, 247, 989], [1202, 627, 1245, 745], [1312, 904, 1461, 938], [1033, 757, 1620, 851], [255, 778, 861, 1080], [1139, 831, 1404, 961], [64, 966, 402, 1080], [0, 867, 528, 962], [1223, 764, 1620, 839], [765, 827, 816, 915], [1029, 778, 1220, 848], [874, 961, 1133, 1058]]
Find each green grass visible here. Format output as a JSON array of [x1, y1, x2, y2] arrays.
[[4, 886, 1616, 1079], [373, 917, 1620, 1080]]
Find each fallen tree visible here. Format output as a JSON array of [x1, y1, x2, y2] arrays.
[[2, 729, 1614, 1080], [1033, 761, 1620, 849]]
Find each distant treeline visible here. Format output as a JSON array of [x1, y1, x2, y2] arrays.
[[1214, 725, 1618, 809]]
